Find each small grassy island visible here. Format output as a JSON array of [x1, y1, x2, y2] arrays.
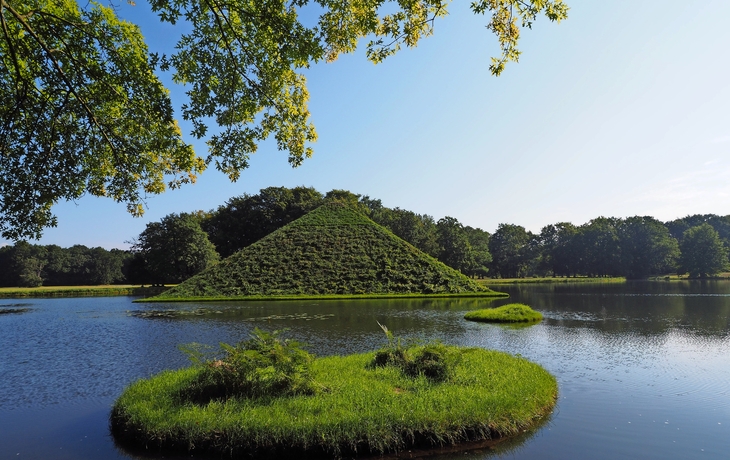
[[143, 202, 505, 302], [465, 303, 543, 323], [111, 329, 557, 458]]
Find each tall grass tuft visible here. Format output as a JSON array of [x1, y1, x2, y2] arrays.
[[371, 322, 451, 382], [178, 329, 319, 404]]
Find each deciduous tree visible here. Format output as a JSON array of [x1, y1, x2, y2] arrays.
[[0, 0, 198, 240], [133, 212, 220, 284], [538, 222, 578, 276], [573, 217, 622, 277], [618, 216, 679, 279], [0, 0, 568, 240], [463, 226, 491, 278], [369, 206, 440, 258], [436, 216, 475, 273], [678, 223, 728, 278], [202, 186, 323, 257], [488, 223, 532, 278]]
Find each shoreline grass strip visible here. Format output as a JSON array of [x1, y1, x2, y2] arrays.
[[136, 291, 508, 303], [0, 285, 168, 299]]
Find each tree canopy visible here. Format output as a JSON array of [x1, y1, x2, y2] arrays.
[[0, 0, 568, 240], [4, 186, 730, 286], [202, 186, 324, 257], [488, 223, 532, 278], [131, 212, 219, 284], [0, 241, 130, 286], [678, 224, 728, 278]]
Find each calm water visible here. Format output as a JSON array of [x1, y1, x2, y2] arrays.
[[1, 281, 729, 459]]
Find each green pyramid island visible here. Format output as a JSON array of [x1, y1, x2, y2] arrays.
[[147, 202, 505, 301]]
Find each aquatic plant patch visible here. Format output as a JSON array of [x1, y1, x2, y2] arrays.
[[129, 308, 335, 321], [464, 303, 543, 323], [0, 307, 31, 314], [111, 346, 557, 458]]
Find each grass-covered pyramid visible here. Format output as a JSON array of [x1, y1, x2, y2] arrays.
[[152, 202, 501, 300]]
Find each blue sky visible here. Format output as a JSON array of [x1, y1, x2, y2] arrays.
[[6, 0, 730, 249]]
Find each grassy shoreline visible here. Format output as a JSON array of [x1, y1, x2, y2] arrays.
[[111, 346, 557, 458], [135, 291, 508, 303], [0, 285, 169, 299]]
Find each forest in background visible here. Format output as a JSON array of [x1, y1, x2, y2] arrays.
[[1, 186, 728, 287]]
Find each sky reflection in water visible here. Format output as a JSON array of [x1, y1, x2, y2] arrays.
[[0, 281, 728, 459]]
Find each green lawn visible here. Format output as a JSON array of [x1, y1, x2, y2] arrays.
[[0, 285, 169, 298], [112, 346, 557, 458]]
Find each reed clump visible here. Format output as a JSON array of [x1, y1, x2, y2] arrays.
[[177, 329, 319, 404], [370, 322, 451, 382]]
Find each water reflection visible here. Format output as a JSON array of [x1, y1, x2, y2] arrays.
[[489, 282, 730, 336], [1, 283, 729, 459], [128, 298, 501, 356]]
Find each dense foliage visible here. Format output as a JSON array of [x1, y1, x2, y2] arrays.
[[1, 0, 568, 240], [489, 215, 730, 279], [0, 242, 130, 287], [0, 0, 199, 241], [678, 223, 728, 278], [4, 186, 730, 287], [371, 323, 450, 382], [179, 329, 317, 404], [130, 212, 220, 284], [156, 202, 490, 298], [202, 186, 324, 258]]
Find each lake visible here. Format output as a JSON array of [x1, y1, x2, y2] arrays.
[[1, 281, 729, 459]]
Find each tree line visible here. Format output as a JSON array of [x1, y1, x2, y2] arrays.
[[492, 216, 728, 279], [0, 242, 131, 287], [1, 186, 728, 287]]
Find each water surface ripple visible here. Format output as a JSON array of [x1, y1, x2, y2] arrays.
[[1, 281, 729, 459]]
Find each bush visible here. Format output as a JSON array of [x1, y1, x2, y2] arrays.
[[18, 271, 43, 287], [179, 328, 318, 403]]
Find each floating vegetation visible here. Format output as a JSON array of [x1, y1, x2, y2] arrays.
[[253, 312, 335, 321], [112, 343, 558, 458], [0, 303, 32, 314], [129, 308, 222, 318], [0, 307, 31, 315]]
